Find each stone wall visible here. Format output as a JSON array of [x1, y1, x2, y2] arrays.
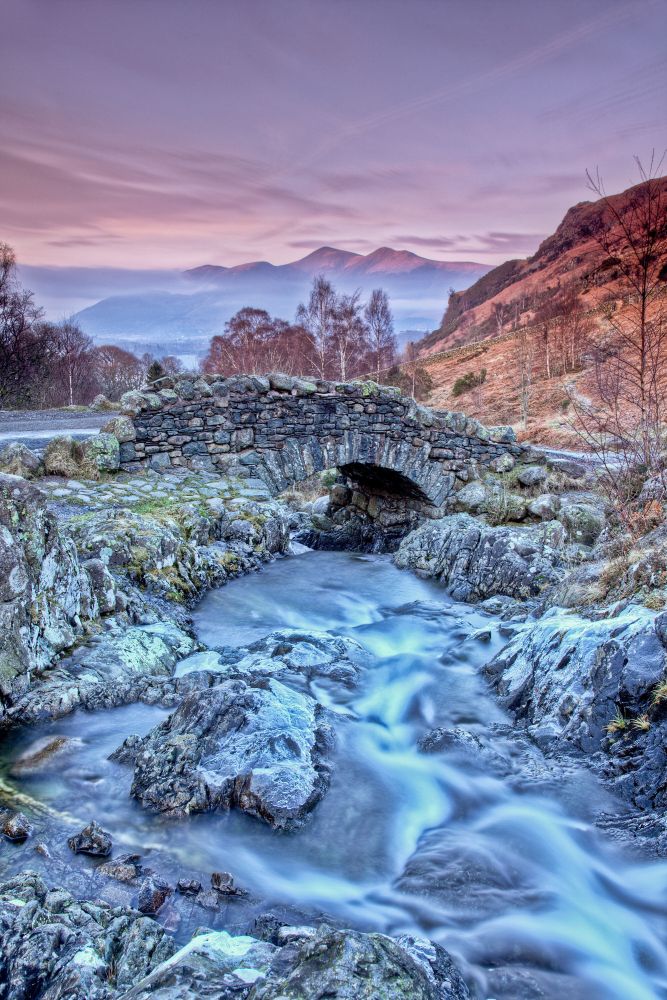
[[119, 373, 529, 517]]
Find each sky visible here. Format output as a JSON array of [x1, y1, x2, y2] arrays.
[[2, 0, 666, 271]]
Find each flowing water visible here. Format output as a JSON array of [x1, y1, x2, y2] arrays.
[[2, 550, 667, 998]]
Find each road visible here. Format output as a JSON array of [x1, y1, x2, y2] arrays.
[[0, 409, 119, 451]]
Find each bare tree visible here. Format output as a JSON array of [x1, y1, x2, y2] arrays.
[[0, 243, 50, 407], [296, 276, 338, 379], [364, 288, 396, 381], [51, 319, 95, 406], [93, 345, 144, 400], [332, 291, 367, 381], [515, 324, 535, 428], [567, 156, 667, 526]]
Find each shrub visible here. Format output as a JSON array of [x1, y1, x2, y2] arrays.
[[451, 369, 487, 398]]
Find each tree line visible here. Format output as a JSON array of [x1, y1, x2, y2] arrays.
[[202, 277, 398, 383], [0, 242, 180, 408]]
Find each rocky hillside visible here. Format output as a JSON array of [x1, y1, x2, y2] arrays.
[[418, 175, 667, 354]]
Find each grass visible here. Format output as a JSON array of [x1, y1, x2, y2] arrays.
[[631, 713, 651, 732], [651, 680, 667, 708], [606, 710, 629, 735]]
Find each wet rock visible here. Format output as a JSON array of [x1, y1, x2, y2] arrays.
[[223, 628, 367, 688], [2, 811, 33, 841], [9, 735, 82, 776], [98, 853, 142, 883], [419, 727, 511, 775], [0, 870, 175, 998], [11, 622, 195, 723], [484, 602, 667, 811], [250, 925, 470, 999], [137, 875, 172, 915], [211, 871, 246, 896], [176, 878, 202, 895], [110, 733, 144, 764], [394, 513, 561, 603], [122, 929, 277, 998], [68, 820, 112, 857], [0, 442, 43, 479], [128, 677, 334, 828]]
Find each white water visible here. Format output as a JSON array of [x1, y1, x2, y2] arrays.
[[3, 550, 667, 998]]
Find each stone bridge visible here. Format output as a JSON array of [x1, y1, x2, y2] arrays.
[[118, 373, 529, 521]]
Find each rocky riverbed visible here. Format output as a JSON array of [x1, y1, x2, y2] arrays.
[[1, 412, 667, 999]]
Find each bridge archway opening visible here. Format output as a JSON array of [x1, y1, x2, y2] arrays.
[[337, 461, 434, 506]]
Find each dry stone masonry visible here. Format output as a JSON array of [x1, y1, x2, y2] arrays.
[[118, 373, 530, 520]]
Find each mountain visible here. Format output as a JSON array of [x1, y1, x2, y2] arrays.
[[70, 248, 491, 360], [417, 176, 667, 355]]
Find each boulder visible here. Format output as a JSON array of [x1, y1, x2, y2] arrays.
[[0, 443, 43, 479], [517, 465, 548, 488], [137, 876, 171, 915], [89, 393, 116, 411], [2, 811, 33, 841], [101, 415, 137, 444], [68, 820, 112, 857], [394, 513, 562, 603], [83, 432, 120, 472], [558, 500, 605, 545], [128, 677, 335, 828], [528, 494, 560, 520]]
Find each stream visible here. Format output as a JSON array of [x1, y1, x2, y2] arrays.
[[2, 549, 667, 998]]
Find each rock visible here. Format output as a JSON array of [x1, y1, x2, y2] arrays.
[[90, 393, 116, 411], [82, 557, 117, 614], [0, 473, 96, 710], [68, 820, 112, 856], [137, 875, 171, 915], [489, 453, 515, 473], [224, 628, 366, 688], [268, 373, 295, 392], [484, 603, 663, 752], [97, 853, 142, 883], [102, 415, 137, 443], [211, 871, 246, 896], [83, 432, 120, 473], [517, 464, 548, 488], [311, 494, 331, 517], [558, 500, 605, 545], [548, 457, 586, 479], [128, 677, 335, 828], [250, 926, 470, 1000], [11, 622, 195, 723], [451, 480, 487, 514], [419, 727, 510, 775], [0, 871, 175, 997], [0, 442, 43, 479], [394, 513, 562, 603], [9, 735, 81, 776], [121, 929, 277, 998], [176, 878, 202, 895], [2, 811, 33, 841], [528, 493, 560, 520]]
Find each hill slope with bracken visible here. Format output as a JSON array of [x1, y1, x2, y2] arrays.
[[408, 176, 667, 446], [418, 176, 667, 355]]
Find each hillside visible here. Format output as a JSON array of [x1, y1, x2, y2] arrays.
[[71, 247, 490, 361], [418, 176, 667, 354]]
